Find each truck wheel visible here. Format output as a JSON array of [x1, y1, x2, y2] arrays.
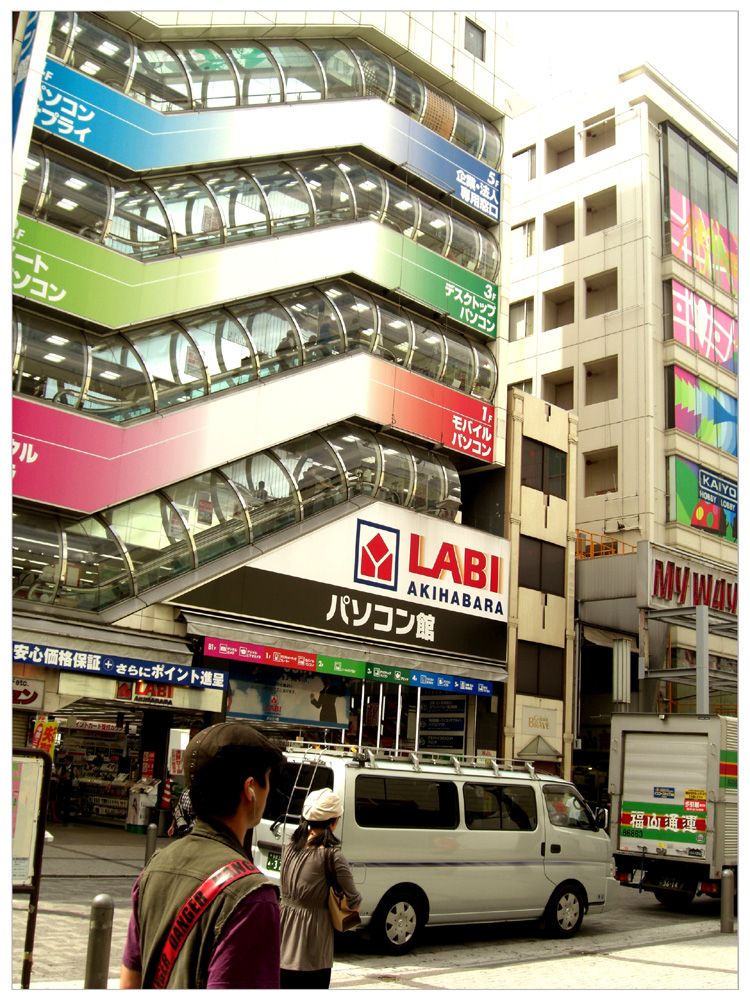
[[371, 890, 424, 954], [653, 887, 695, 910], [544, 884, 585, 938]]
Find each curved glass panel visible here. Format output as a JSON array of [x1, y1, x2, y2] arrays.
[[477, 231, 500, 281], [443, 330, 477, 393], [441, 455, 462, 512], [12, 510, 62, 604], [85, 333, 152, 420], [411, 316, 445, 381], [483, 128, 503, 171], [130, 43, 191, 112], [295, 158, 353, 226], [275, 433, 344, 518], [322, 425, 381, 496], [106, 179, 172, 258], [453, 104, 485, 162], [64, 13, 134, 92], [415, 200, 450, 255], [422, 84, 456, 141], [274, 287, 342, 362], [222, 453, 298, 540], [267, 41, 324, 102], [310, 40, 363, 99], [376, 300, 411, 366], [180, 308, 254, 393], [380, 436, 414, 506], [40, 154, 109, 239], [250, 163, 313, 234], [169, 42, 239, 109], [147, 175, 222, 252], [382, 178, 418, 239], [392, 64, 424, 119], [163, 470, 248, 566], [336, 156, 386, 222], [224, 43, 282, 105], [326, 284, 377, 354], [232, 298, 298, 378], [57, 515, 132, 610], [14, 311, 87, 405], [48, 12, 76, 62], [411, 449, 446, 515], [473, 341, 497, 401], [346, 40, 392, 101], [448, 214, 480, 271], [203, 168, 268, 242], [104, 493, 192, 593], [129, 321, 206, 409], [18, 146, 43, 216]]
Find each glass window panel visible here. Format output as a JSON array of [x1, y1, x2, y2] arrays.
[[708, 159, 730, 290], [483, 126, 503, 170], [309, 40, 362, 99], [163, 471, 247, 566], [40, 156, 109, 239], [519, 536, 542, 590], [221, 453, 298, 541], [294, 158, 353, 226], [453, 104, 485, 161], [325, 284, 378, 355], [477, 230, 500, 280], [443, 331, 476, 393], [538, 646, 564, 699], [274, 433, 344, 519], [411, 316, 445, 381], [415, 201, 449, 255], [322, 425, 381, 496], [169, 43, 238, 109], [129, 321, 206, 409], [12, 510, 62, 604], [202, 168, 268, 242], [689, 143, 712, 279], [19, 145, 43, 216], [545, 445, 567, 500], [379, 437, 414, 506], [105, 179, 172, 258], [57, 515, 132, 610], [727, 174, 738, 295], [541, 542, 566, 597], [231, 298, 296, 378], [48, 12, 78, 62], [274, 287, 342, 361], [85, 333, 152, 420], [267, 41, 324, 102], [411, 448, 445, 514], [64, 12, 134, 91], [335, 156, 386, 222], [464, 783, 537, 831], [130, 43, 191, 112], [448, 215, 480, 270], [346, 41, 392, 100], [250, 163, 313, 234], [148, 175, 223, 252], [105, 493, 193, 593], [14, 310, 87, 406], [355, 775, 458, 829], [473, 341, 497, 400], [392, 65, 424, 119], [521, 436, 544, 492], [383, 178, 418, 238], [181, 308, 255, 393], [224, 44, 282, 105]]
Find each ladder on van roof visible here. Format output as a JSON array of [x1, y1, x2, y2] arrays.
[[276, 745, 332, 848]]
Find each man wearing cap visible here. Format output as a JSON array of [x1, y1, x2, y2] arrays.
[[119, 723, 284, 989]]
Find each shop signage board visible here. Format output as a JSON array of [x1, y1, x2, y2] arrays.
[[637, 541, 738, 613], [12, 752, 48, 885], [11, 640, 227, 690], [13, 676, 44, 711], [227, 665, 352, 729], [30, 718, 58, 755], [34, 60, 500, 223]]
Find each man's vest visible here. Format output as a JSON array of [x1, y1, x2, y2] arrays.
[[137, 817, 275, 989]]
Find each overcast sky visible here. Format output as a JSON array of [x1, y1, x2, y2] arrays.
[[507, 8, 739, 137]]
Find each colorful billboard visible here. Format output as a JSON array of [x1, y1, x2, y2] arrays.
[[669, 280, 737, 373], [671, 365, 737, 456], [669, 186, 737, 296], [667, 456, 737, 543]]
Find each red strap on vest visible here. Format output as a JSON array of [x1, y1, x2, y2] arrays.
[[152, 857, 261, 989]]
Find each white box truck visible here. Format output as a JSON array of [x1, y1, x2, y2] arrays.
[[608, 713, 737, 908]]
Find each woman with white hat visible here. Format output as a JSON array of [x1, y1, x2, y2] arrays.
[[279, 788, 361, 989]]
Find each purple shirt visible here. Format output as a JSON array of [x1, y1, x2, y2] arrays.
[[122, 875, 280, 989]]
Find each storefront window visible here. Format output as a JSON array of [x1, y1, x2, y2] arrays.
[[336, 156, 387, 223], [382, 177, 418, 239], [415, 200, 450, 255]]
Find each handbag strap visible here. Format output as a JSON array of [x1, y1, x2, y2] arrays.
[[152, 857, 261, 989], [324, 848, 342, 894]]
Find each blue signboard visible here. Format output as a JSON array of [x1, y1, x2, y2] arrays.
[[13, 13, 41, 142], [35, 60, 501, 223], [11, 641, 226, 690], [410, 670, 492, 696]]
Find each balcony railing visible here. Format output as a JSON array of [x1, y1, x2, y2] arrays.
[[575, 529, 636, 560]]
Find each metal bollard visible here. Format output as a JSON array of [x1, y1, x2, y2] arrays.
[[720, 868, 735, 933], [145, 822, 158, 866], [83, 894, 114, 989]]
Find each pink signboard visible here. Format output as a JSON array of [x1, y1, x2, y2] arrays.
[[203, 636, 316, 672]]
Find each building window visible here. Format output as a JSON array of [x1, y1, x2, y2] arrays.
[[464, 18, 485, 60], [585, 186, 617, 235], [584, 447, 618, 496], [521, 436, 567, 500], [516, 640, 564, 699], [509, 297, 534, 342], [583, 110, 616, 156], [511, 219, 535, 260], [584, 356, 618, 404], [584, 269, 618, 318], [518, 535, 566, 597], [542, 283, 574, 331], [542, 368, 574, 410], [509, 378, 533, 394], [512, 145, 536, 183], [543, 203, 575, 250], [545, 127, 575, 173]]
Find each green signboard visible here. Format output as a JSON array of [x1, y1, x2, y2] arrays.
[[316, 655, 366, 679]]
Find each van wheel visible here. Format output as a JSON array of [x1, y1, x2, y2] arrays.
[[372, 891, 424, 954], [653, 887, 695, 910], [544, 884, 585, 938]]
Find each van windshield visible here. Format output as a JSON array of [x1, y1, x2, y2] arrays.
[[543, 783, 596, 830], [262, 761, 335, 823]]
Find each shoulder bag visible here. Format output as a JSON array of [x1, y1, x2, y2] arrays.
[[324, 849, 361, 932]]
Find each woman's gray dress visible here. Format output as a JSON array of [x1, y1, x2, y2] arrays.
[[280, 844, 362, 971]]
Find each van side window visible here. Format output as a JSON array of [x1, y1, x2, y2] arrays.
[[263, 762, 335, 822], [543, 784, 596, 830], [463, 784, 537, 831], [354, 775, 459, 829]]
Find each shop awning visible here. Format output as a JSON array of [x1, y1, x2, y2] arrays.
[[516, 735, 562, 760], [179, 610, 507, 685]]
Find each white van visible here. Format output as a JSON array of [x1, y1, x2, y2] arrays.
[[254, 744, 610, 952]]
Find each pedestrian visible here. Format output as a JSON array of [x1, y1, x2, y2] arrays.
[[279, 788, 361, 990], [119, 722, 285, 989], [168, 785, 195, 839], [56, 755, 74, 826]]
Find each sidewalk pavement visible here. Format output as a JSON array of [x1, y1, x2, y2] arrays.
[[13, 822, 738, 990]]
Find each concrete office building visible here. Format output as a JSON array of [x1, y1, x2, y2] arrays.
[[12, 11, 586, 827], [506, 65, 738, 796]]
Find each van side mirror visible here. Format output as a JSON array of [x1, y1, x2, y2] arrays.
[[595, 806, 609, 830]]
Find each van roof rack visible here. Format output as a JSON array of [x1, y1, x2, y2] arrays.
[[282, 741, 538, 776]]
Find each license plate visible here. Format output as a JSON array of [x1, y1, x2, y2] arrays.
[[266, 851, 282, 873], [658, 878, 683, 889]]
